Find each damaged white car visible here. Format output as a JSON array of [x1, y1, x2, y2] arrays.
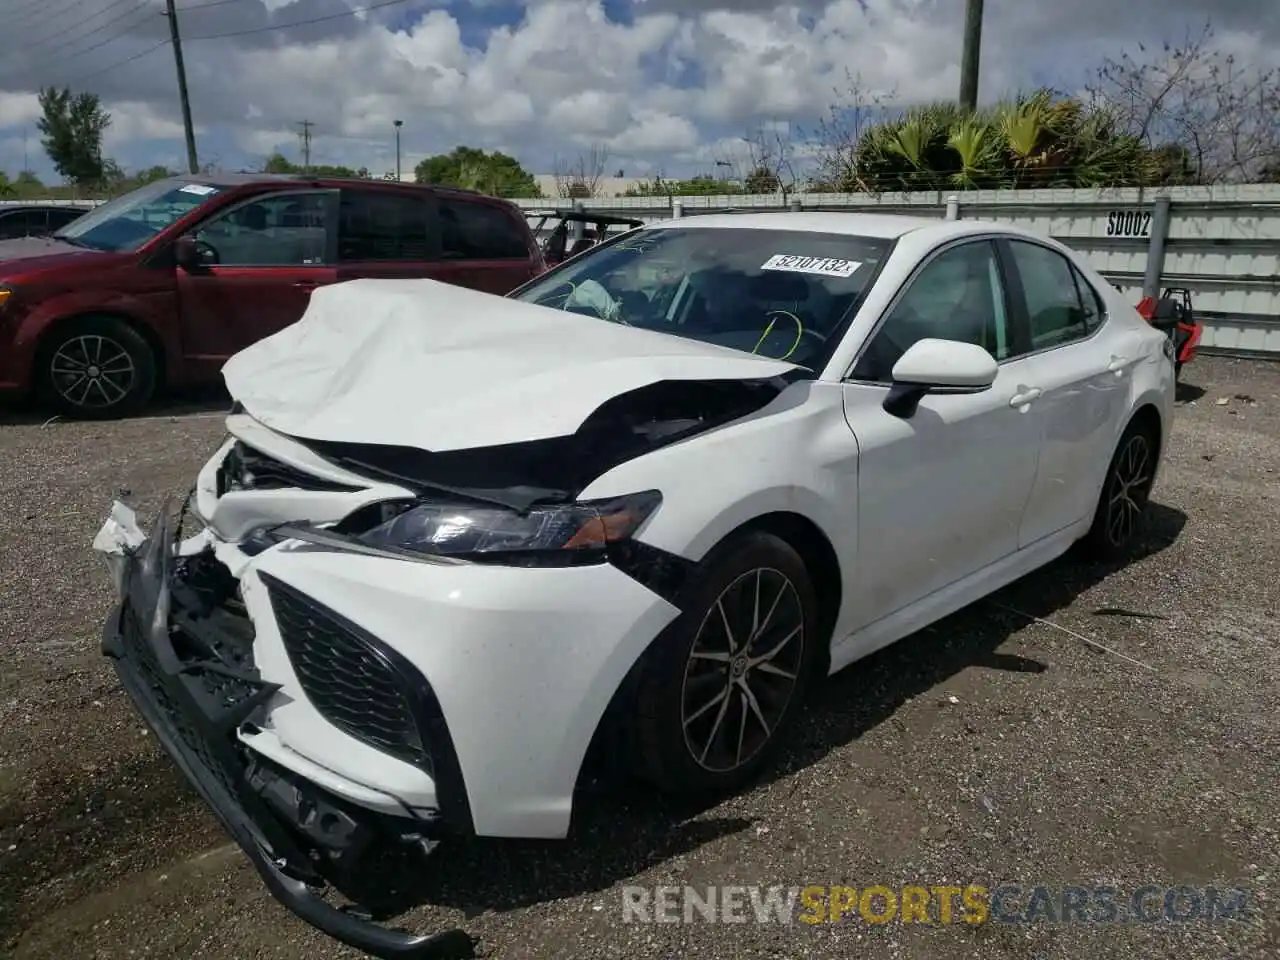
[[95, 212, 1173, 957]]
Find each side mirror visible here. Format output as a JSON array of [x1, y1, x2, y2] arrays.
[[173, 236, 211, 270], [884, 338, 998, 417]]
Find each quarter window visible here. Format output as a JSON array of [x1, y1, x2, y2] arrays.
[[1006, 240, 1092, 349], [194, 192, 332, 266], [1072, 266, 1106, 333], [438, 199, 530, 260], [853, 240, 1011, 382]]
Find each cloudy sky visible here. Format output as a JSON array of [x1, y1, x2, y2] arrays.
[[0, 0, 1273, 182]]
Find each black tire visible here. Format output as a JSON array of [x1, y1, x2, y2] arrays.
[[36, 315, 157, 419], [1080, 418, 1159, 561], [633, 530, 821, 797], [1174, 360, 1183, 380]]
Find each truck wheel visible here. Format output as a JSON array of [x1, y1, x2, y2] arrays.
[[37, 315, 157, 420]]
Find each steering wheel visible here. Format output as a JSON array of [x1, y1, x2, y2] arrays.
[[536, 280, 577, 310], [751, 310, 826, 361]]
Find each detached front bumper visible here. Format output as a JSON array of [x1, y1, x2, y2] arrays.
[[101, 508, 474, 959]]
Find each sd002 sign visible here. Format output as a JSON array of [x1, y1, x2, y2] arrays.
[[1106, 210, 1151, 237]]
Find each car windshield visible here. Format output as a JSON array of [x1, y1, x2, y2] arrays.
[[511, 225, 892, 369], [53, 178, 225, 252]]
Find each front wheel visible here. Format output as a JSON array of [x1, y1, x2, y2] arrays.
[[633, 531, 820, 797], [37, 315, 158, 419], [1080, 420, 1158, 560]]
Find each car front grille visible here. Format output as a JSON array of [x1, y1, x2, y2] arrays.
[[260, 572, 433, 773], [217, 441, 362, 495]]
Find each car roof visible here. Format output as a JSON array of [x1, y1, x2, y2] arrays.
[[642, 210, 1034, 243], [0, 203, 91, 211], [162, 172, 504, 204]]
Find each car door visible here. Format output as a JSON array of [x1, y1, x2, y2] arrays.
[[334, 186, 435, 281], [841, 238, 1044, 629], [175, 189, 339, 364], [1000, 238, 1132, 547], [432, 196, 542, 294]]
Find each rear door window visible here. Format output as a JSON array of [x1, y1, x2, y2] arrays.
[[47, 207, 86, 231], [438, 198, 531, 260], [338, 189, 432, 261], [0, 211, 39, 239]]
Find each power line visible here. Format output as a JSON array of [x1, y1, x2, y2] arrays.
[[8, 0, 108, 32], [64, 38, 170, 85], [185, 0, 418, 41], [23, 0, 139, 48], [182, 0, 260, 10], [12, 0, 418, 91], [20, 1, 155, 62]]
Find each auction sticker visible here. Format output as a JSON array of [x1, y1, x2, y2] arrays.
[[761, 254, 861, 278], [179, 184, 218, 195]]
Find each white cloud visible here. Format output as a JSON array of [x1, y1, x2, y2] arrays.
[[0, 0, 1273, 180]]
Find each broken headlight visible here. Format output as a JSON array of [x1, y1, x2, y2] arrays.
[[355, 491, 662, 561]]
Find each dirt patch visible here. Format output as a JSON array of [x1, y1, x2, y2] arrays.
[[2, 357, 1277, 959]]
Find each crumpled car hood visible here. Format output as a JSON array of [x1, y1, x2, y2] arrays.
[[221, 278, 801, 452]]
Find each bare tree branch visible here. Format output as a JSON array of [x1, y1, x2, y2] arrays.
[[552, 143, 611, 198], [1086, 22, 1280, 183], [741, 120, 800, 199], [807, 70, 898, 192]]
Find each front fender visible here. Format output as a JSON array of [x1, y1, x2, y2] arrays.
[[14, 288, 180, 379], [577, 380, 858, 566]]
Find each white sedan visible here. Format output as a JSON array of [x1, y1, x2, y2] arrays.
[[95, 212, 1174, 957]]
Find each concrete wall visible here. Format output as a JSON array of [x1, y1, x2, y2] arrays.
[[510, 184, 1280, 356], [7, 184, 1278, 355]]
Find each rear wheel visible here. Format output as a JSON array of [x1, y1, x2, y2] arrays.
[[633, 531, 820, 797], [37, 315, 157, 419], [1080, 419, 1158, 560]]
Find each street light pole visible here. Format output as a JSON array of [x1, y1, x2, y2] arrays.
[[394, 120, 403, 181]]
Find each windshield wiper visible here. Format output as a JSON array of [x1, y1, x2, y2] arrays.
[[51, 234, 95, 249]]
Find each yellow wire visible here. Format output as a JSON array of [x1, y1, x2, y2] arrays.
[[753, 310, 804, 360]]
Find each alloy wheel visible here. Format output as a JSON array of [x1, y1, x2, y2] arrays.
[[50, 335, 137, 410], [680, 567, 806, 773], [1105, 433, 1153, 547]]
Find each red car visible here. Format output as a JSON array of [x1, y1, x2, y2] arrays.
[[0, 174, 545, 418]]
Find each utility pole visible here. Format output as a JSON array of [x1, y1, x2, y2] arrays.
[[394, 119, 402, 181], [958, 0, 984, 112], [297, 120, 314, 172], [162, 0, 199, 173]]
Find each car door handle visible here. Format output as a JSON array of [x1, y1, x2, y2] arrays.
[[1009, 387, 1042, 408], [1106, 355, 1129, 373], [293, 279, 321, 289]]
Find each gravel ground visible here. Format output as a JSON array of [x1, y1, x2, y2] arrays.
[[1, 357, 1277, 960]]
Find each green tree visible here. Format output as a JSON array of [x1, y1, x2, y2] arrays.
[[263, 151, 296, 174], [414, 146, 540, 197], [136, 164, 175, 184], [262, 151, 362, 177], [625, 175, 742, 197], [37, 87, 111, 186], [848, 89, 1152, 192], [744, 166, 780, 193], [0, 172, 12, 198]]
